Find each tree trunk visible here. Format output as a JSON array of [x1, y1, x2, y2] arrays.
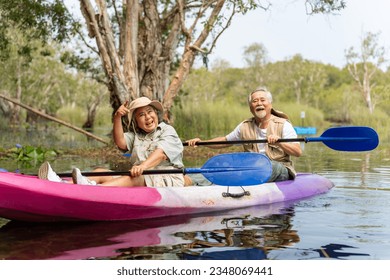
[[10, 61, 22, 124], [345, 32, 385, 114], [82, 90, 105, 130], [348, 62, 375, 114], [80, 0, 128, 110], [363, 65, 374, 113], [82, 99, 99, 130], [122, 0, 139, 101]]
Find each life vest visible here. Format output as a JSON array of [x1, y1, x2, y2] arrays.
[[239, 112, 297, 179]]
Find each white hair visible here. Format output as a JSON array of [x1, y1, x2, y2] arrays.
[[248, 87, 273, 105]]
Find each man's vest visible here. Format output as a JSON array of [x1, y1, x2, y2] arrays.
[[239, 113, 297, 179]]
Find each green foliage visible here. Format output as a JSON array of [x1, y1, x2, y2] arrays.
[[306, 0, 346, 14], [0, 0, 73, 43], [350, 106, 390, 143], [0, 27, 108, 128], [5, 145, 59, 163], [243, 42, 268, 67], [173, 99, 330, 141], [0, 0, 74, 70], [276, 102, 330, 129], [56, 105, 86, 127], [318, 84, 359, 123], [178, 58, 390, 143], [60, 50, 103, 78], [173, 100, 249, 140], [95, 104, 114, 127], [56, 103, 112, 127]]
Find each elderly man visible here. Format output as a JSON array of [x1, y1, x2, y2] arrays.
[[186, 87, 302, 182]]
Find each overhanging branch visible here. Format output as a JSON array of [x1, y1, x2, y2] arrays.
[[0, 93, 110, 145]]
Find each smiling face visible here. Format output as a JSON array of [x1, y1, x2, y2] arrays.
[[249, 91, 272, 121], [134, 105, 159, 133]]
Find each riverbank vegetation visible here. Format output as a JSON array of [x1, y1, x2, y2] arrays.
[[1, 38, 389, 144]]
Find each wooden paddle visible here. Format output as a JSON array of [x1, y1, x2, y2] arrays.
[[183, 126, 379, 152], [53, 152, 272, 186]]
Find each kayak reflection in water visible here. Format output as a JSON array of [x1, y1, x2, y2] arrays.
[[186, 86, 302, 182], [38, 97, 188, 187]]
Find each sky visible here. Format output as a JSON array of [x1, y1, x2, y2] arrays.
[[202, 0, 390, 69]]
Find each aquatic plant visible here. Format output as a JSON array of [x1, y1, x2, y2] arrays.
[[5, 144, 59, 163]]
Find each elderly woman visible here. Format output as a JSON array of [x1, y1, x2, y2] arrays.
[[39, 97, 185, 187]]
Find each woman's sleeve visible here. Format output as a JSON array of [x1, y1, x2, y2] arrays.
[[156, 125, 184, 166], [124, 132, 136, 151]]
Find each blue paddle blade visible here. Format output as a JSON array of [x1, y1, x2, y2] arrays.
[[307, 126, 379, 152], [186, 152, 272, 186]]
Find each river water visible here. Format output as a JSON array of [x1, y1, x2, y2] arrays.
[[0, 128, 389, 260]]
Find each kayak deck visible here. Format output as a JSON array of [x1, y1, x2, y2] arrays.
[[0, 171, 334, 222]]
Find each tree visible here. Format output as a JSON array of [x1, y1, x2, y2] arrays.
[[0, 26, 107, 129], [75, 0, 269, 122], [265, 55, 327, 105], [345, 31, 387, 114], [0, 26, 44, 124], [241, 42, 269, 91], [243, 42, 268, 68], [0, 0, 76, 124], [0, 0, 73, 59], [1, 0, 347, 124]]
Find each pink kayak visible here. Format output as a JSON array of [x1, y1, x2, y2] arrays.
[[0, 171, 334, 222]]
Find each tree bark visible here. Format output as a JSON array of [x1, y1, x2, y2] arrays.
[[122, 0, 139, 100], [347, 62, 375, 114], [82, 98, 100, 130]]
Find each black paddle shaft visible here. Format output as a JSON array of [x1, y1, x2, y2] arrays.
[[182, 138, 307, 146], [182, 126, 379, 152], [53, 169, 185, 178]]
